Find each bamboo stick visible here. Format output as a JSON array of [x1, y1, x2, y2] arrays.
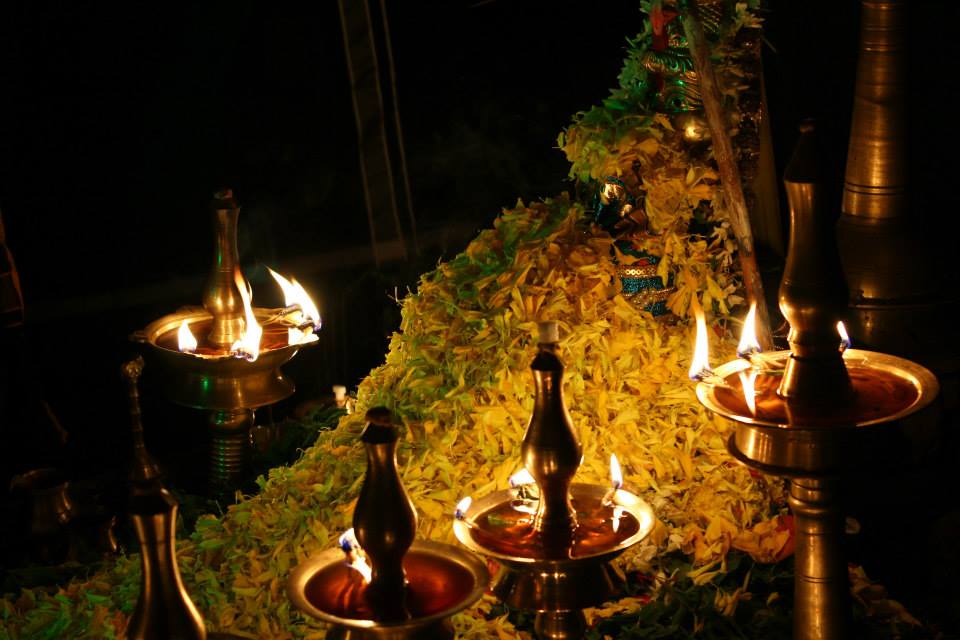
[[681, 1, 774, 349]]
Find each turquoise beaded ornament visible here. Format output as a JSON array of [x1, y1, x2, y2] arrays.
[[592, 176, 674, 316]]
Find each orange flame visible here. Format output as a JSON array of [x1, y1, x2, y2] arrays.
[[177, 320, 198, 353], [454, 496, 472, 520], [688, 303, 711, 380], [737, 302, 761, 357], [610, 454, 623, 489], [230, 270, 262, 362], [268, 267, 321, 345], [337, 528, 372, 583], [612, 505, 625, 533], [837, 321, 851, 352], [509, 468, 535, 488]]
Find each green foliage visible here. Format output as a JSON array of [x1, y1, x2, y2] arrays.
[[589, 552, 794, 639]]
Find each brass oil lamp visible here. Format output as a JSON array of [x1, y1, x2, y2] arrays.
[[691, 122, 939, 640], [453, 322, 656, 640], [132, 189, 321, 494], [287, 408, 489, 640]]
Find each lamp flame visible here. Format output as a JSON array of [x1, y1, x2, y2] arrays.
[[612, 505, 625, 533], [178, 320, 198, 353], [337, 528, 372, 583], [511, 501, 538, 515], [454, 496, 472, 520], [230, 271, 263, 362], [837, 321, 851, 352], [688, 304, 712, 381], [601, 454, 625, 507], [739, 368, 758, 416], [509, 468, 539, 504], [508, 468, 535, 488], [268, 267, 321, 345], [737, 302, 761, 358], [610, 454, 623, 490]]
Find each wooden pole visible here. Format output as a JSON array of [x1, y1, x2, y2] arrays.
[[681, 1, 774, 349], [338, 0, 408, 267]]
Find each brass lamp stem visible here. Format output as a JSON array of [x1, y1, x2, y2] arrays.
[[203, 190, 245, 349], [353, 408, 417, 622], [521, 323, 582, 544], [778, 126, 854, 637], [778, 122, 853, 405]]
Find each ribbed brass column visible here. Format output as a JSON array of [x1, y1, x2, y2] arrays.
[[842, 0, 907, 224], [208, 408, 253, 495], [837, 0, 957, 376]]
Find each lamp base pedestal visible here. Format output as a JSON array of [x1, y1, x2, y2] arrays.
[[325, 620, 453, 640], [787, 477, 850, 640], [534, 610, 587, 640]]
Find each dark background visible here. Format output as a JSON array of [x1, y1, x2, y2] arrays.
[[1, 0, 959, 633]]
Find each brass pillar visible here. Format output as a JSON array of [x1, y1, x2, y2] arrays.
[[128, 494, 207, 640], [842, 0, 907, 223], [778, 121, 852, 406], [323, 621, 453, 640], [838, 0, 958, 376]]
